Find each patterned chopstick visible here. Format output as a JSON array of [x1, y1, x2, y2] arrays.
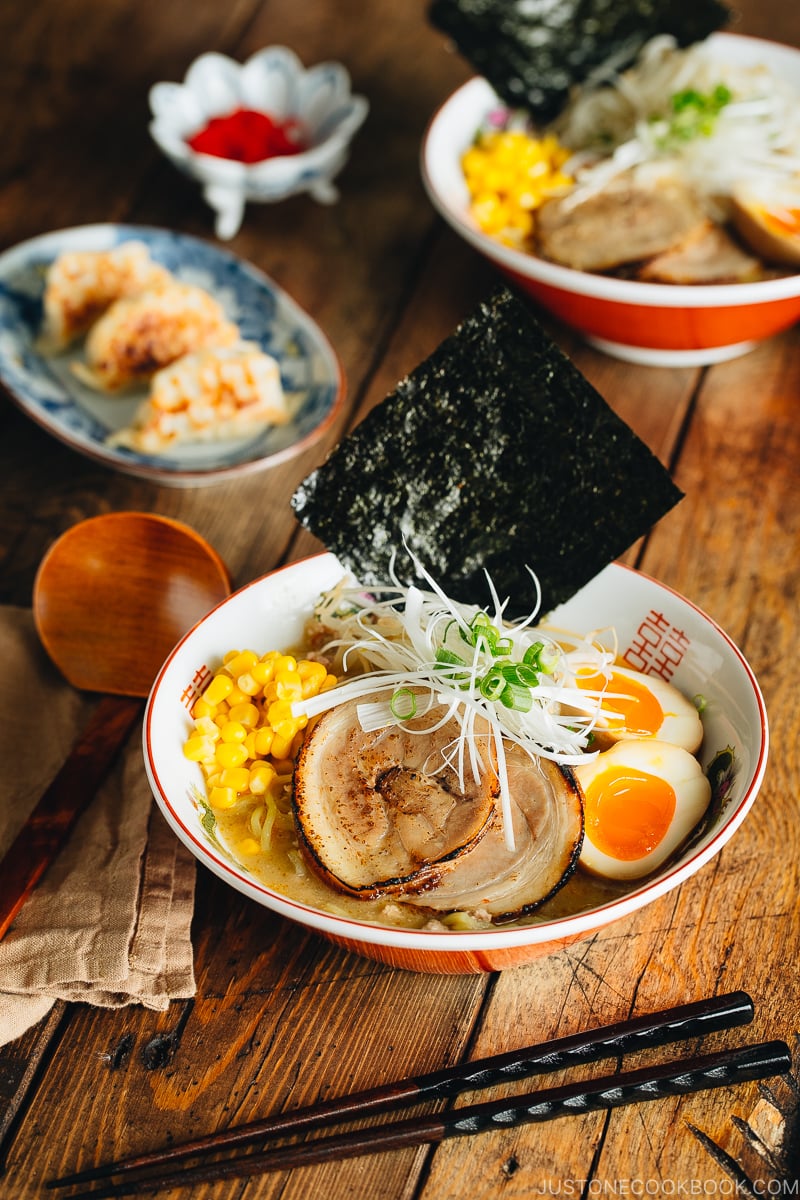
[[56, 1040, 790, 1199], [49, 991, 754, 1190]]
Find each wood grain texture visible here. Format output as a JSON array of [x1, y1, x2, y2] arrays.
[[0, 0, 798, 1196]]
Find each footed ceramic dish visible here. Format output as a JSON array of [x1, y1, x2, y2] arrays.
[[150, 46, 369, 238]]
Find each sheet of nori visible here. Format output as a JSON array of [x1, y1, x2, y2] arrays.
[[428, 0, 731, 124], [291, 288, 683, 617]]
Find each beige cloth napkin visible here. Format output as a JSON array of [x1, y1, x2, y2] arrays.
[[0, 607, 196, 1046]]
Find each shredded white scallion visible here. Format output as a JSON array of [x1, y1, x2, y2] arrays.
[[292, 554, 616, 851], [553, 35, 800, 206]]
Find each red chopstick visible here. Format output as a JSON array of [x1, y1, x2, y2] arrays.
[[48, 992, 754, 1191]]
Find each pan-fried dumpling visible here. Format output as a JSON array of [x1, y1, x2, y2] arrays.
[[72, 280, 240, 392], [107, 343, 290, 455], [40, 242, 173, 350]]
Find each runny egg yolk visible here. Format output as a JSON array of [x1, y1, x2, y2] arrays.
[[574, 665, 704, 753], [577, 669, 664, 737], [575, 739, 712, 881], [582, 765, 676, 861], [758, 204, 800, 239]]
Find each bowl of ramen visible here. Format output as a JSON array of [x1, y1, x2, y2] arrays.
[[144, 551, 767, 973], [422, 32, 800, 366]]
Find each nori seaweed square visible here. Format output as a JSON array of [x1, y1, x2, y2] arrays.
[[291, 288, 683, 616], [429, 0, 731, 124]]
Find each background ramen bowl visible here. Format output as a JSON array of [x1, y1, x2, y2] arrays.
[[421, 32, 800, 368], [150, 46, 368, 240], [144, 553, 767, 974]]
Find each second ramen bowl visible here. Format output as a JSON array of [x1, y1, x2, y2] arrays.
[[421, 33, 800, 367]]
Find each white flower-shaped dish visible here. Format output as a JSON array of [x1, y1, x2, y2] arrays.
[[149, 46, 369, 239]]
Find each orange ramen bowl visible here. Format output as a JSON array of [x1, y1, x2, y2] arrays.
[[421, 33, 800, 367], [144, 553, 768, 974]]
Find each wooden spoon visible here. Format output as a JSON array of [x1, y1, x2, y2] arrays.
[[0, 512, 231, 941]]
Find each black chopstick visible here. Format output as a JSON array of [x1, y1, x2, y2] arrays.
[[55, 1040, 790, 1199], [49, 991, 753, 1190]]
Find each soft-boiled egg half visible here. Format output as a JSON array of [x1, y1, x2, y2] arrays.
[[575, 665, 703, 753], [576, 739, 711, 881]]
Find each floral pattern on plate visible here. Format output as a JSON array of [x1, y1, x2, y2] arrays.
[[0, 223, 344, 486]]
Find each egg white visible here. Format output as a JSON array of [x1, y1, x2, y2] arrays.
[[576, 739, 711, 881], [592, 665, 703, 753]]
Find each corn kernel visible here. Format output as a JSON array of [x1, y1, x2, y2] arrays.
[[276, 654, 297, 673], [193, 716, 220, 739], [254, 727, 274, 756], [275, 675, 303, 702], [225, 650, 259, 677], [267, 699, 294, 727], [215, 742, 248, 769], [321, 674, 338, 692], [183, 734, 216, 762], [220, 766, 251, 793], [235, 672, 259, 696], [249, 762, 276, 795], [243, 730, 259, 759], [209, 785, 237, 809], [228, 701, 260, 728], [192, 696, 216, 719], [203, 673, 234, 706], [270, 734, 293, 760], [251, 660, 275, 686], [219, 720, 247, 744], [238, 837, 262, 856]]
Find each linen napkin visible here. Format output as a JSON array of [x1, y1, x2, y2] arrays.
[[0, 606, 196, 1046]]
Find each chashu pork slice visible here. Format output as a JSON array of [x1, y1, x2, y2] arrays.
[[405, 744, 584, 922], [536, 181, 707, 272], [293, 695, 497, 896], [637, 222, 762, 283]]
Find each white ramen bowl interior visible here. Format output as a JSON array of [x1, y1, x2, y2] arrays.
[[150, 46, 369, 239], [421, 32, 800, 368], [144, 553, 768, 973]]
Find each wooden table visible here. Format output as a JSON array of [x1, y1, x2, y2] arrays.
[[1, 0, 798, 1194]]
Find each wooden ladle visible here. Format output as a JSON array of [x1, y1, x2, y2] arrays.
[[0, 512, 231, 941]]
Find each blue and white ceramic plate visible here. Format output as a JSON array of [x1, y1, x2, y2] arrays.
[[0, 224, 345, 486]]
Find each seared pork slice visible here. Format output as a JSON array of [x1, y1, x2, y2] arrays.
[[405, 745, 584, 921], [638, 222, 763, 283], [536, 183, 707, 272], [293, 696, 497, 895]]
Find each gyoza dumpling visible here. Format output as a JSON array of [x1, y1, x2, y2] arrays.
[[40, 242, 173, 350], [72, 280, 240, 392], [107, 343, 291, 455]]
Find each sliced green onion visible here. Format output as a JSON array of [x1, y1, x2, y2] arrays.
[[390, 688, 417, 720], [501, 683, 533, 712], [512, 662, 539, 688], [494, 637, 513, 656], [479, 669, 506, 702], [436, 648, 466, 667], [537, 644, 559, 675], [523, 640, 545, 666], [463, 611, 498, 653]]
